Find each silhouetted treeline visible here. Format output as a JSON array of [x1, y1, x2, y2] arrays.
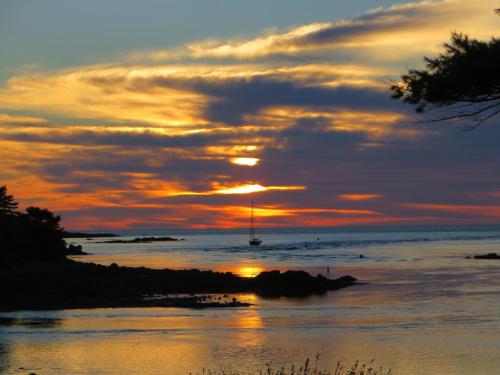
[[0, 185, 67, 261]]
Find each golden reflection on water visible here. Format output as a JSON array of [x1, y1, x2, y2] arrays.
[[7, 336, 213, 375], [233, 307, 265, 348], [3, 306, 267, 375], [236, 312, 263, 330]]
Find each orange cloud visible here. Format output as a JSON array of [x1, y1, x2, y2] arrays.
[[146, 182, 306, 197], [339, 194, 383, 201], [2, 175, 128, 212], [59, 203, 397, 230], [403, 203, 500, 218], [187, 204, 377, 219]]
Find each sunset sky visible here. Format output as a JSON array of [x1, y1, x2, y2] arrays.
[[1, 0, 500, 230]]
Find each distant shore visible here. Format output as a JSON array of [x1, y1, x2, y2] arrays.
[[0, 258, 357, 311], [62, 231, 120, 238], [95, 236, 183, 244]]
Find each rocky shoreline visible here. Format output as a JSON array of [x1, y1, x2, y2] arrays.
[[0, 258, 358, 311]]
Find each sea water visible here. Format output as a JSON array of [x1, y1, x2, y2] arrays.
[[1, 225, 500, 374]]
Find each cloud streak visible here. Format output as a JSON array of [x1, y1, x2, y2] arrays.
[[144, 0, 498, 61]]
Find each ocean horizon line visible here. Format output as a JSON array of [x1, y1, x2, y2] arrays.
[[65, 222, 500, 236]]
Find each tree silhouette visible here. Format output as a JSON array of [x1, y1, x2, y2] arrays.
[[0, 185, 18, 215], [391, 12, 500, 128], [0, 186, 67, 260], [23, 206, 66, 258], [25, 206, 63, 232]]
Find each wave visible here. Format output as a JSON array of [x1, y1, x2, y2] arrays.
[[189, 233, 500, 253]]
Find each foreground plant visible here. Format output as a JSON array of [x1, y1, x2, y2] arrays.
[[192, 357, 392, 375]]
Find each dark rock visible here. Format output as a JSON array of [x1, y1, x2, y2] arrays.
[[64, 244, 89, 255], [473, 253, 500, 259], [253, 270, 357, 296], [0, 259, 357, 311]]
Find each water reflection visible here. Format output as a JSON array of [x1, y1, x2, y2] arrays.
[[0, 315, 63, 374], [0, 342, 10, 374], [5, 231, 500, 374]]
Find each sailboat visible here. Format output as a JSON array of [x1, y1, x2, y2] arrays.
[[249, 200, 262, 246]]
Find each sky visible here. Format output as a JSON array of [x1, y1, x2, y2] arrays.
[[1, 0, 500, 230]]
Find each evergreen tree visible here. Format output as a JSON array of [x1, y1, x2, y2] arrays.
[[392, 10, 500, 128], [0, 185, 19, 215], [0, 186, 67, 261]]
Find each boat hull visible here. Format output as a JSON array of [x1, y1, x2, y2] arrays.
[[249, 239, 262, 246]]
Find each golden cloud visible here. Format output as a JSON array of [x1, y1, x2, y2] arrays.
[[168, 182, 306, 196], [0, 63, 392, 129], [136, 0, 499, 61], [0, 113, 48, 126], [245, 106, 429, 140]]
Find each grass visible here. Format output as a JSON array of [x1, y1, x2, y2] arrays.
[[192, 356, 392, 375]]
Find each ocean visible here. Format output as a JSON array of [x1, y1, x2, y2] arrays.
[[1, 225, 500, 374]]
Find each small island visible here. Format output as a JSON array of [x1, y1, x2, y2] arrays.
[[472, 253, 500, 259], [96, 236, 182, 244], [65, 244, 90, 255], [0, 185, 358, 311]]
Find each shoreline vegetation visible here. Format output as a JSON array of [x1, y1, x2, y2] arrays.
[[193, 357, 392, 375], [0, 185, 358, 311]]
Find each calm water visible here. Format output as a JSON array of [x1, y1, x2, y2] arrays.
[[2, 225, 500, 374]]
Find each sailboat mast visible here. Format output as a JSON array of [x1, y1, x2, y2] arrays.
[[248, 200, 262, 246], [250, 200, 254, 240]]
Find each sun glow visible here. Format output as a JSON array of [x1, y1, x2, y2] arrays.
[[213, 184, 305, 195], [230, 157, 260, 166], [236, 266, 265, 278]]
